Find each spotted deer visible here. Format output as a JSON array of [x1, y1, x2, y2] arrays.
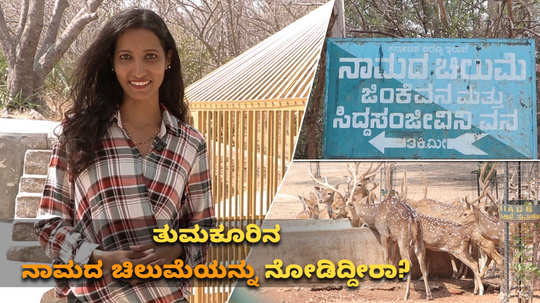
[[461, 196, 504, 282], [344, 162, 382, 204], [387, 167, 502, 292], [309, 169, 353, 220], [466, 197, 504, 248], [417, 212, 490, 295], [350, 196, 432, 300], [295, 193, 320, 219], [309, 163, 382, 220]]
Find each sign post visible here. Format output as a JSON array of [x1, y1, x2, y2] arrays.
[[323, 38, 537, 159], [499, 202, 540, 222]]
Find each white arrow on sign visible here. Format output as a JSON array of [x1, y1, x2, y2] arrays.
[[368, 131, 406, 153], [447, 133, 488, 155], [368, 132, 488, 155]]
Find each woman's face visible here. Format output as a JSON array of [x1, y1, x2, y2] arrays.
[[113, 28, 171, 105]]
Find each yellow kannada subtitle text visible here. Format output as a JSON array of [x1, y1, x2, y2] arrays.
[[265, 259, 411, 288], [22, 260, 103, 280], [22, 258, 410, 288], [153, 223, 280, 244], [22, 259, 259, 287]]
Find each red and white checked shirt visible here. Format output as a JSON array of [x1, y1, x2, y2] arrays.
[[35, 108, 215, 303]]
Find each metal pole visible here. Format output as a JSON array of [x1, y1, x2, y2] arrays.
[[532, 162, 538, 303], [518, 162, 523, 303], [379, 164, 383, 203], [476, 164, 481, 197], [504, 161, 510, 303], [311, 161, 321, 179]]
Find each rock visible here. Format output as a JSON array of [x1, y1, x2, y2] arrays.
[[19, 175, 47, 194], [15, 193, 42, 218], [0, 133, 49, 219], [27, 110, 46, 121], [24, 150, 52, 175], [12, 220, 39, 241], [6, 245, 51, 263], [447, 287, 465, 295]]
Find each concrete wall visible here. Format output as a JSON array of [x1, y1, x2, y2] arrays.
[[249, 220, 454, 287], [0, 119, 58, 219]]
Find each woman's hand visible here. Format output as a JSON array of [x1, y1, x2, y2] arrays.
[[90, 249, 145, 274], [90, 244, 183, 286], [129, 243, 184, 266], [91, 248, 148, 286], [125, 243, 184, 286]]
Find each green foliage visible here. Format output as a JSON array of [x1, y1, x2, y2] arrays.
[[0, 50, 39, 111], [42, 59, 73, 120], [345, 0, 536, 39], [176, 32, 213, 86], [512, 235, 540, 300], [0, 51, 8, 109], [0, 49, 72, 115], [44, 61, 72, 96], [5, 90, 39, 111]]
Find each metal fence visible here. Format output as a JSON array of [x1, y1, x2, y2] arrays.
[[188, 105, 304, 303]]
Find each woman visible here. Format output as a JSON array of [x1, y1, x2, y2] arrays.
[[35, 8, 215, 303]]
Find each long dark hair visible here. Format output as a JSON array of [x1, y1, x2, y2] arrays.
[[61, 8, 186, 176]]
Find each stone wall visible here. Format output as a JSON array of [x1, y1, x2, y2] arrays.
[[0, 119, 58, 219]]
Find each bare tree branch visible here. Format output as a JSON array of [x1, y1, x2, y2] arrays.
[[36, 0, 103, 79], [14, 0, 29, 44], [37, 0, 68, 60], [436, 0, 449, 30], [17, 0, 44, 63]]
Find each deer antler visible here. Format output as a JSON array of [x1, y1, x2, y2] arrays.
[[360, 162, 383, 180], [470, 163, 498, 206], [481, 163, 498, 205], [346, 163, 359, 200], [347, 163, 383, 204], [421, 165, 428, 199], [384, 163, 396, 199], [400, 169, 408, 201], [308, 168, 346, 202]]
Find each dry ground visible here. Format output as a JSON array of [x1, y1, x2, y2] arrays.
[[246, 278, 502, 303]]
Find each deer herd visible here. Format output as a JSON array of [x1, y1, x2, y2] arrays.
[[296, 162, 509, 300]]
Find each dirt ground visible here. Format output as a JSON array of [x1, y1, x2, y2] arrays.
[[245, 278, 502, 303]]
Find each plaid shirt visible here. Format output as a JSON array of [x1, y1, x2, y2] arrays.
[[35, 108, 215, 303]]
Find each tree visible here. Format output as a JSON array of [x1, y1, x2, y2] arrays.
[[0, 0, 323, 115], [155, 0, 320, 84], [0, 0, 103, 114], [345, 0, 539, 41]]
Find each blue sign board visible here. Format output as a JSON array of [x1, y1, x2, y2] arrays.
[[323, 38, 537, 159]]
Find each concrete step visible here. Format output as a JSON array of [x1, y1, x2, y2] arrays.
[[23, 150, 52, 175], [6, 245, 51, 263], [14, 193, 42, 218], [12, 219, 40, 241], [19, 174, 47, 194]]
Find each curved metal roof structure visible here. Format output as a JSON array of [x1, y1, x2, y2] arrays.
[[185, 1, 334, 109]]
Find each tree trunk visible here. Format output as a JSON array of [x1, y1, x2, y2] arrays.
[[7, 68, 48, 114], [5, 0, 44, 111]]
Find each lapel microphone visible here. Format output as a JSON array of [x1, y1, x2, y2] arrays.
[[153, 137, 166, 152]]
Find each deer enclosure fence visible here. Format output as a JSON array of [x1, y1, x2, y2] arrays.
[[188, 106, 304, 303]]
